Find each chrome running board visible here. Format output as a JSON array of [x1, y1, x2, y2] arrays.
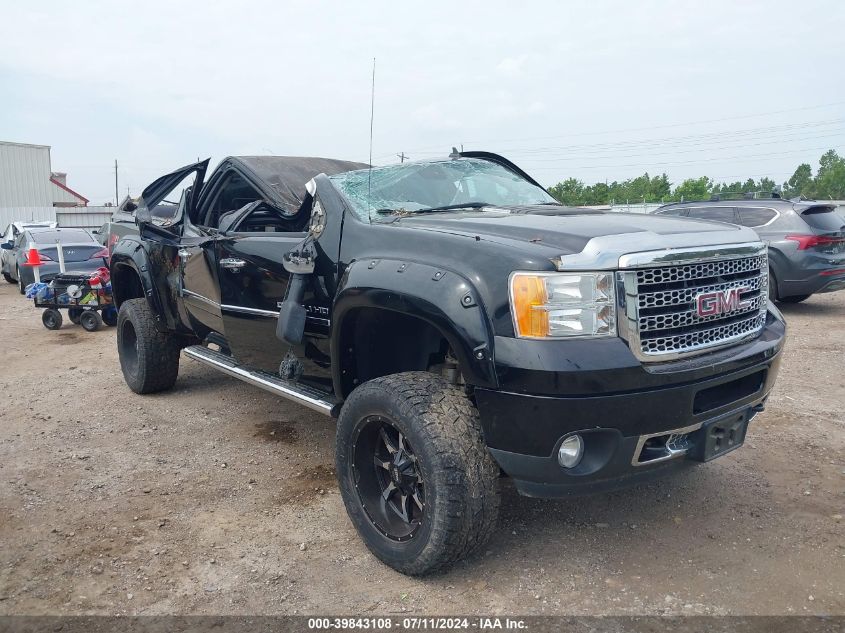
[[183, 345, 337, 416]]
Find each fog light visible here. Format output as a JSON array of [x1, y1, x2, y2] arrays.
[[558, 434, 584, 468]]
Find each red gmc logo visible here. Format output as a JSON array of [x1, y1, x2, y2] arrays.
[[695, 287, 751, 317]]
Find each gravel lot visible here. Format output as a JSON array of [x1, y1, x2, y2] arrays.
[[0, 281, 842, 616]]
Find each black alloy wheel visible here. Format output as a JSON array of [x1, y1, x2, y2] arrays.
[[352, 416, 426, 542], [335, 371, 500, 575]]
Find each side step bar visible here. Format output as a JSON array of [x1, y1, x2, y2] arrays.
[[182, 345, 337, 416]]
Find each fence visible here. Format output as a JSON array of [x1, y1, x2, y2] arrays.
[[0, 206, 114, 230]]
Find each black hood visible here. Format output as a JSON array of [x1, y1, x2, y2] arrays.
[[389, 206, 751, 256]]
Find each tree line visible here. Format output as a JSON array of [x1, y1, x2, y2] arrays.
[[547, 149, 845, 206]]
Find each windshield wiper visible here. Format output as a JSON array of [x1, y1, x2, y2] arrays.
[[419, 202, 491, 212], [375, 202, 492, 216]]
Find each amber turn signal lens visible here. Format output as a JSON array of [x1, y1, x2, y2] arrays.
[[510, 274, 549, 337]]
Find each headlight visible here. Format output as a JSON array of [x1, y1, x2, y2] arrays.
[[509, 272, 616, 338]]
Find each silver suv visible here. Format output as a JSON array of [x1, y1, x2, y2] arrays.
[[655, 197, 845, 303]]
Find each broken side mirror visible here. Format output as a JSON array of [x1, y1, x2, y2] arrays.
[[0, 242, 11, 250], [276, 274, 309, 346]]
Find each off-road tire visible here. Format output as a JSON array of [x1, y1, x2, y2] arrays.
[[778, 294, 810, 304], [42, 308, 62, 330], [2, 272, 13, 284], [336, 371, 500, 576], [117, 298, 180, 394], [68, 308, 83, 324]]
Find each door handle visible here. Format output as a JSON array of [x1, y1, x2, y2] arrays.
[[220, 258, 247, 270]]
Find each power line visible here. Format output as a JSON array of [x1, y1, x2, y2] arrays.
[[390, 100, 845, 155], [526, 144, 841, 171], [388, 118, 845, 161], [511, 130, 845, 164]]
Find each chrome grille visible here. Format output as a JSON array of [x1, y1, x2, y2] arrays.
[[624, 250, 768, 361]]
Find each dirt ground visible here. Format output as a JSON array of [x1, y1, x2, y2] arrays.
[[0, 282, 842, 616]]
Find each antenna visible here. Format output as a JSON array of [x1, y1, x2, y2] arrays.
[[367, 57, 376, 213]]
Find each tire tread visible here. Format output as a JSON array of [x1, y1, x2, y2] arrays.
[[337, 371, 500, 575], [117, 298, 180, 394]]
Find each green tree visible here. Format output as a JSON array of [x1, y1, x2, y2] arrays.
[[815, 150, 845, 199], [673, 176, 712, 201], [545, 148, 844, 207], [548, 178, 585, 205], [784, 163, 814, 198]]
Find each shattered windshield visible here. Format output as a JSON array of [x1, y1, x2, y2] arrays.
[[329, 158, 557, 221]]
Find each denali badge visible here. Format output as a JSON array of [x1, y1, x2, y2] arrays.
[[695, 287, 751, 317]]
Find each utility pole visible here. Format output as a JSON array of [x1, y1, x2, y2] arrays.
[[397, 152, 407, 163], [114, 159, 119, 206]]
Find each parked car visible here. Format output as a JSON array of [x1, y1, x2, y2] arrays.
[[100, 196, 176, 255], [1, 227, 110, 294], [654, 196, 845, 303], [110, 152, 785, 575], [1, 221, 57, 280]]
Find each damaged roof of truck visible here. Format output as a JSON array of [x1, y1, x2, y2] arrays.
[[232, 156, 369, 212]]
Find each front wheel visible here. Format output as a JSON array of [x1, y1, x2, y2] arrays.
[[117, 298, 181, 394], [2, 272, 13, 284], [42, 309, 63, 330], [335, 372, 500, 576]]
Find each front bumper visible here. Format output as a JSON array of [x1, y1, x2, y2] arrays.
[[475, 311, 785, 498]]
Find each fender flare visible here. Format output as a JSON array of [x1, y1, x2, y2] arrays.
[[109, 237, 177, 332], [330, 258, 499, 397]]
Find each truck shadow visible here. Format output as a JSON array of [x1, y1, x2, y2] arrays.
[[775, 300, 840, 317]]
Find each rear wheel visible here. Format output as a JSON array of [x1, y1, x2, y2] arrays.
[[336, 371, 500, 576], [117, 298, 181, 394], [41, 309, 63, 330], [779, 294, 810, 304]]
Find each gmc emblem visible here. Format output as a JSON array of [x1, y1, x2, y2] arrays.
[[695, 287, 751, 317]]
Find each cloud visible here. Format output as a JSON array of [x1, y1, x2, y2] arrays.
[[496, 55, 530, 77], [0, 0, 842, 197]]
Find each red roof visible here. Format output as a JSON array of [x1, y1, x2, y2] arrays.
[[49, 176, 89, 204]]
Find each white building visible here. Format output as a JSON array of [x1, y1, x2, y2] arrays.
[[0, 141, 113, 229], [0, 141, 89, 208]]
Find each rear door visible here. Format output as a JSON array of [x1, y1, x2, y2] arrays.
[[177, 189, 224, 336], [136, 159, 224, 334]]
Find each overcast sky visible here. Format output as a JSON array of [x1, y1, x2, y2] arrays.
[[1, 0, 843, 204]]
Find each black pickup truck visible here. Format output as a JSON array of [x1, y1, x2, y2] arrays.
[[110, 151, 785, 575]]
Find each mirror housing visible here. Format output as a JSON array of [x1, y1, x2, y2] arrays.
[[0, 242, 12, 250], [134, 205, 153, 227]]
